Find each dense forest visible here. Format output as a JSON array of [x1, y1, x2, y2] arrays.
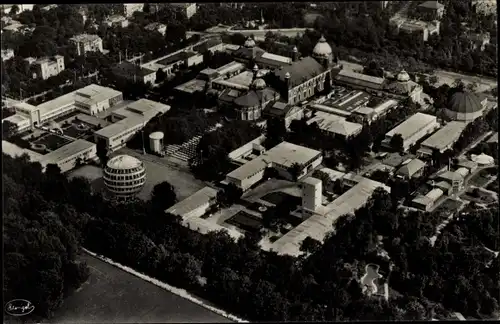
[[4, 152, 499, 321]]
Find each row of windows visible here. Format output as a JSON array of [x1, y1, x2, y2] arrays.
[[105, 179, 145, 187], [105, 166, 144, 175], [107, 186, 142, 193], [104, 172, 145, 181], [111, 125, 142, 143]]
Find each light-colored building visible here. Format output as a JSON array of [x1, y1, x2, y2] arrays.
[[225, 141, 323, 191], [70, 34, 104, 56], [1, 4, 33, 14], [41, 4, 58, 11], [436, 170, 465, 194], [307, 111, 363, 139], [103, 154, 146, 197], [384, 70, 423, 103], [395, 158, 426, 179], [412, 188, 444, 211], [390, 17, 440, 42], [123, 3, 144, 17], [2, 113, 31, 132], [301, 177, 323, 214], [2, 140, 43, 161], [267, 177, 390, 257], [334, 69, 385, 93], [170, 3, 197, 19], [1, 48, 14, 61], [24, 55, 65, 80], [382, 112, 440, 152], [104, 15, 129, 28], [145, 22, 167, 36], [165, 186, 243, 240], [141, 50, 203, 77], [11, 84, 122, 131], [263, 102, 304, 130], [417, 1, 445, 20], [417, 121, 466, 158], [38, 139, 97, 173], [471, 0, 496, 15], [94, 99, 170, 152]]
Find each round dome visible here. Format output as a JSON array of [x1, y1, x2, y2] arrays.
[[252, 78, 266, 90], [104, 155, 146, 198], [445, 91, 484, 122], [448, 92, 483, 113], [397, 70, 410, 82], [149, 131, 164, 140], [312, 35, 332, 57], [244, 37, 256, 48]]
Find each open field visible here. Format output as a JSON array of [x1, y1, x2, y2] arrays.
[[48, 253, 231, 323]]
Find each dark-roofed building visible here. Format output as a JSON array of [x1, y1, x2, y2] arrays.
[[232, 37, 295, 70], [418, 1, 445, 20], [112, 61, 157, 84], [218, 66, 280, 121], [384, 70, 423, 102], [193, 37, 225, 54], [445, 91, 487, 122], [263, 102, 304, 129]]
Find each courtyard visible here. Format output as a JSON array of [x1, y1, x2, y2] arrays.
[[31, 133, 72, 153]]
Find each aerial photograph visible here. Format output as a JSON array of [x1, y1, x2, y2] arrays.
[[2, 1, 499, 323]]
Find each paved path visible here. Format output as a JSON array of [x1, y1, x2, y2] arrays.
[[49, 253, 232, 324]]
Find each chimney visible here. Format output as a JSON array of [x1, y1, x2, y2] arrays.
[[253, 64, 259, 81], [292, 46, 299, 62], [284, 72, 291, 102]]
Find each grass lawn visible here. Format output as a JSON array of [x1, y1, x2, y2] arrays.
[[49, 253, 231, 324], [225, 211, 263, 233], [468, 170, 493, 187], [32, 134, 72, 151], [261, 191, 301, 207]]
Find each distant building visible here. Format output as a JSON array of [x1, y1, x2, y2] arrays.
[[224, 141, 323, 191], [463, 32, 490, 51], [1, 48, 14, 61], [112, 61, 157, 85], [70, 34, 104, 56], [382, 112, 440, 152], [384, 70, 423, 102], [41, 4, 58, 11], [24, 55, 65, 80], [104, 15, 129, 28], [141, 51, 204, 77], [144, 22, 167, 36], [411, 188, 443, 211], [123, 3, 144, 17], [390, 17, 440, 42], [307, 111, 363, 140], [192, 37, 225, 54], [169, 3, 197, 19], [471, 0, 496, 15], [417, 1, 445, 20], [1, 4, 33, 14]]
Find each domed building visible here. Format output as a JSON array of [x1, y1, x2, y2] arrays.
[[312, 35, 334, 66], [244, 36, 256, 48], [103, 154, 146, 198], [384, 70, 423, 102], [444, 91, 487, 122], [218, 64, 280, 121]]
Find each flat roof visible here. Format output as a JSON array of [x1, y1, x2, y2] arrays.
[[336, 69, 385, 86], [227, 142, 321, 181], [39, 139, 95, 165], [318, 167, 346, 181], [3, 114, 29, 124], [270, 178, 389, 256], [225, 71, 255, 87], [216, 61, 245, 75], [94, 115, 145, 139], [174, 79, 207, 93], [156, 51, 189, 66], [110, 98, 169, 120], [166, 186, 218, 218], [421, 121, 466, 151], [333, 90, 371, 112], [386, 112, 437, 140], [301, 176, 322, 186]]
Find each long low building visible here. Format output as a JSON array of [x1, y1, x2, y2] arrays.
[[268, 177, 390, 257], [382, 112, 440, 152], [94, 99, 170, 152], [10, 84, 123, 132], [417, 121, 466, 158], [38, 139, 97, 173], [307, 111, 363, 139], [165, 186, 243, 240], [225, 141, 323, 191]]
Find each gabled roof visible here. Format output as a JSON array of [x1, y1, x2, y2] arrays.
[[233, 88, 279, 108], [274, 56, 326, 88], [396, 158, 426, 177], [418, 1, 444, 10]]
